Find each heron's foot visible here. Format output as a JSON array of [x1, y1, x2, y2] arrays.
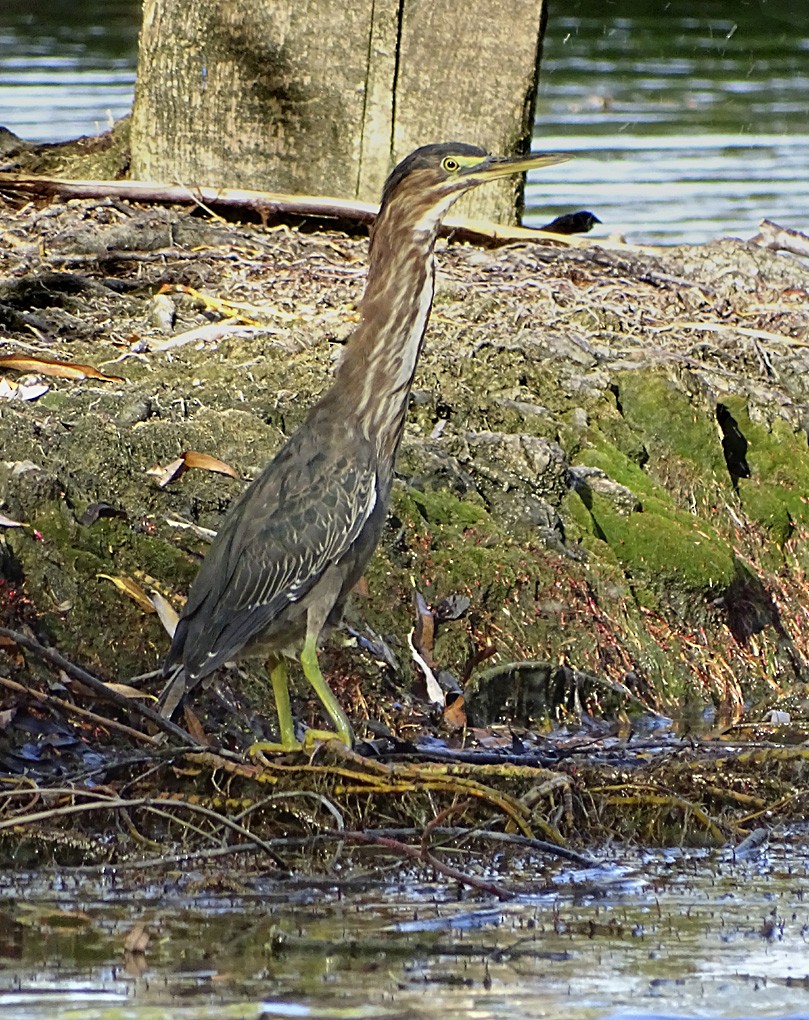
[[299, 635, 354, 749], [248, 725, 353, 762], [255, 646, 355, 760], [248, 738, 303, 759]]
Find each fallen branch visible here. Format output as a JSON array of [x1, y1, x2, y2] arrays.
[[749, 218, 809, 259], [340, 829, 512, 898], [0, 673, 160, 746], [0, 174, 378, 224], [650, 319, 809, 348], [64, 823, 596, 875], [0, 790, 288, 870], [0, 173, 592, 248]]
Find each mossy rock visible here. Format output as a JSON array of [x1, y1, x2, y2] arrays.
[[464, 661, 634, 726], [610, 370, 730, 504], [721, 396, 809, 545], [5, 507, 191, 676]]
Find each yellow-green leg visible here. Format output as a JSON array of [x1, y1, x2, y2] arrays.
[[250, 657, 303, 753], [299, 632, 353, 748], [249, 636, 353, 757], [270, 657, 299, 748]]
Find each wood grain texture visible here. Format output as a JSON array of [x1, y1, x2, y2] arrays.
[[130, 0, 547, 224]]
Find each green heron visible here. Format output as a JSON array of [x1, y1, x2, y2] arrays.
[[162, 141, 568, 750]]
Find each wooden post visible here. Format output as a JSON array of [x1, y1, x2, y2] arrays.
[[131, 0, 547, 224]]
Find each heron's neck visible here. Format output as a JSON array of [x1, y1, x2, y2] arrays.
[[326, 201, 448, 469]]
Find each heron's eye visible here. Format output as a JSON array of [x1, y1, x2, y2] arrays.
[[442, 157, 460, 172]]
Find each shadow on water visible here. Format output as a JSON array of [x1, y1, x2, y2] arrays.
[[2, 841, 809, 1020]]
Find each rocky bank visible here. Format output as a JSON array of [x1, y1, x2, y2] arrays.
[[1, 181, 809, 741]]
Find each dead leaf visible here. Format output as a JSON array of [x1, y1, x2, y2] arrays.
[[413, 591, 435, 666], [0, 376, 49, 400], [124, 951, 148, 978], [148, 456, 185, 488], [97, 574, 157, 613], [182, 703, 212, 746], [443, 694, 467, 731], [182, 450, 239, 478], [164, 515, 217, 540], [148, 450, 239, 488], [103, 682, 157, 701], [434, 594, 471, 622], [79, 502, 127, 526], [408, 628, 444, 706], [471, 730, 513, 748], [124, 921, 150, 954], [0, 354, 124, 382], [0, 634, 23, 666], [148, 322, 264, 351], [6, 460, 42, 476]]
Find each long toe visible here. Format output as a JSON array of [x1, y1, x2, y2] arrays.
[[301, 726, 354, 750], [249, 738, 303, 758]]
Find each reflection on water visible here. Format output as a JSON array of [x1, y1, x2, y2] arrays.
[[0, 0, 807, 244], [1, 844, 809, 1020]]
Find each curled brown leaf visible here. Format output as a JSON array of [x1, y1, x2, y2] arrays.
[[0, 354, 124, 382]]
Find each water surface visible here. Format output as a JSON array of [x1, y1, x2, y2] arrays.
[[528, 0, 809, 242], [0, 0, 137, 144], [2, 843, 809, 1020]]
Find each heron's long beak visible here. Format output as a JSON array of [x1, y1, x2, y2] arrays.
[[465, 152, 570, 181]]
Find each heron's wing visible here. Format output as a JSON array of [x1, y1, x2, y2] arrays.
[[169, 421, 378, 680]]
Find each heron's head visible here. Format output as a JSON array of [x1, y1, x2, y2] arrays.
[[378, 141, 569, 229]]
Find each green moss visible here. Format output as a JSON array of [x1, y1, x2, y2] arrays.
[[583, 491, 736, 592], [577, 436, 659, 498], [34, 390, 74, 412], [617, 372, 726, 473], [569, 436, 736, 595], [360, 484, 585, 674], [719, 397, 809, 536], [561, 488, 594, 541], [8, 504, 195, 677], [609, 380, 809, 547], [406, 487, 488, 528], [738, 483, 794, 546], [370, 470, 742, 708], [611, 372, 731, 509], [579, 404, 648, 467]]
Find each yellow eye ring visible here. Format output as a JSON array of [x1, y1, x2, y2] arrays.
[[442, 157, 460, 172]]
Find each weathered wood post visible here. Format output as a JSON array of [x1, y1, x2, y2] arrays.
[[131, 0, 548, 223]]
